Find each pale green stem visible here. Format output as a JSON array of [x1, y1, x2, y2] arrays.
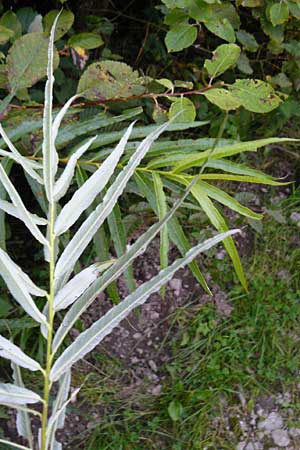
[[40, 201, 56, 450]]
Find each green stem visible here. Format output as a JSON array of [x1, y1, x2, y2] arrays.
[[41, 201, 56, 450]]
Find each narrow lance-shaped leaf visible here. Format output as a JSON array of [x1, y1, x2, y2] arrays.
[[50, 229, 239, 381], [54, 123, 134, 236], [134, 171, 211, 294], [173, 138, 298, 173], [0, 247, 47, 324], [53, 261, 114, 312], [54, 120, 172, 289], [0, 157, 12, 250], [153, 172, 169, 297], [0, 164, 48, 246], [107, 203, 136, 293], [0, 199, 48, 225], [0, 124, 43, 184], [12, 363, 34, 448], [52, 94, 80, 144], [43, 13, 60, 201], [46, 371, 71, 450], [0, 438, 33, 450], [191, 184, 247, 289], [53, 136, 97, 201], [0, 335, 42, 371], [166, 173, 262, 220], [0, 383, 41, 405], [52, 174, 202, 353]]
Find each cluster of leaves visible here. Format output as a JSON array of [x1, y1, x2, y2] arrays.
[[160, 0, 300, 119]]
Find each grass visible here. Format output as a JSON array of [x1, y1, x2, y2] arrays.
[[76, 187, 300, 450]]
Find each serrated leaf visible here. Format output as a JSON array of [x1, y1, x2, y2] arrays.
[[229, 79, 282, 113], [204, 44, 240, 80], [54, 121, 170, 289], [0, 247, 47, 324], [270, 2, 289, 25], [203, 88, 242, 111], [50, 229, 239, 380], [77, 61, 146, 101], [54, 123, 133, 236], [0, 164, 48, 246], [54, 261, 114, 311], [0, 335, 42, 371], [168, 97, 196, 122], [236, 29, 258, 52], [53, 136, 97, 201], [7, 32, 59, 92], [165, 24, 197, 52], [44, 9, 74, 40], [68, 32, 104, 49], [12, 364, 34, 447]]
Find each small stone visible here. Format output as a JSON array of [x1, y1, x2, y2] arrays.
[[290, 212, 300, 223], [169, 278, 182, 295], [258, 412, 283, 431], [271, 429, 290, 447], [133, 332, 142, 340], [149, 360, 157, 372], [289, 427, 300, 437], [151, 384, 162, 396]]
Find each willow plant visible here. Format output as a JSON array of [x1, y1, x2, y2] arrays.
[[0, 17, 239, 450]]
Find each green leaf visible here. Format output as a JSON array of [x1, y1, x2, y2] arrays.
[[162, 0, 188, 7], [205, 18, 236, 43], [236, 30, 259, 52], [50, 229, 239, 381], [172, 137, 296, 172], [7, 32, 59, 92], [43, 9, 74, 40], [54, 121, 171, 289], [203, 88, 242, 110], [0, 11, 22, 39], [287, 0, 300, 19], [68, 32, 104, 49], [236, 52, 253, 75], [270, 2, 290, 25], [134, 172, 210, 294], [0, 25, 14, 44], [0, 439, 32, 450], [190, 184, 247, 289], [164, 9, 189, 25], [168, 400, 184, 421], [204, 44, 240, 79], [107, 204, 136, 293], [77, 61, 146, 100], [168, 97, 196, 122], [153, 173, 169, 297], [229, 79, 282, 113], [165, 23, 197, 52]]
